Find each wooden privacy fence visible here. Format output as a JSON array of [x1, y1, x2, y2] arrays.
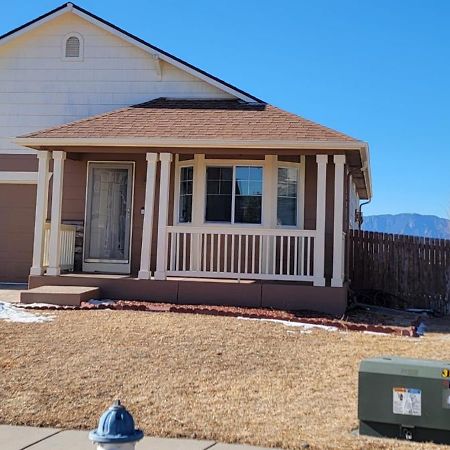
[[348, 230, 450, 314]]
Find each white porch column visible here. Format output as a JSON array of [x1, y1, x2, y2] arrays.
[[30, 151, 51, 276], [191, 154, 205, 271], [138, 153, 158, 279], [154, 153, 172, 280], [46, 150, 66, 276], [313, 154, 328, 286], [263, 155, 277, 274], [331, 155, 346, 287]]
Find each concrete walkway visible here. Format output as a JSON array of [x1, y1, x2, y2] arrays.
[[0, 284, 27, 303], [0, 425, 277, 450]]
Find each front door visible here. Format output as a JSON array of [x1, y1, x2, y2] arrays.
[[83, 162, 134, 274]]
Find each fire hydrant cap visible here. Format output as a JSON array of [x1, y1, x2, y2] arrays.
[[89, 400, 144, 444]]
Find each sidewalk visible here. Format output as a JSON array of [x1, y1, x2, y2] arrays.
[[0, 425, 278, 450]]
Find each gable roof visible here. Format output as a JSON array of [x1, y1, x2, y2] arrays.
[[0, 2, 262, 103], [19, 98, 362, 143]]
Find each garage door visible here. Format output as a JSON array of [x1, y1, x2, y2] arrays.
[[0, 185, 36, 282]]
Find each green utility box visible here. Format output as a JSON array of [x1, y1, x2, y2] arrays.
[[359, 356, 450, 444]]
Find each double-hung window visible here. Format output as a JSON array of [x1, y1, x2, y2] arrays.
[[277, 166, 298, 226], [178, 166, 193, 223], [205, 165, 263, 224]]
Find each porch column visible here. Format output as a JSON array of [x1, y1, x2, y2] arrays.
[[331, 155, 346, 287], [191, 154, 205, 271], [263, 155, 277, 274], [30, 151, 50, 275], [313, 154, 328, 286], [138, 153, 158, 279], [46, 150, 66, 276], [154, 152, 172, 280]]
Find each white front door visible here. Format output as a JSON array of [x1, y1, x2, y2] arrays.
[[83, 162, 134, 274]]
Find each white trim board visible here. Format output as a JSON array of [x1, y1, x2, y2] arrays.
[[0, 171, 38, 184]]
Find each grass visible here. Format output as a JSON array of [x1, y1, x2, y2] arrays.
[[0, 310, 449, 449]]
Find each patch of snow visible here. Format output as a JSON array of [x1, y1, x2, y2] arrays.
[[237, 316, 338, 332], [18, 303, 63, 309], [88, 299, 115, 305], [362, 331, 389, 336], [0, 302, 54, 323]]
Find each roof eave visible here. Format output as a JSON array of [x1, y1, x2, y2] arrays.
[[14, 136, 366, 150], [14, 136, 372, 199]]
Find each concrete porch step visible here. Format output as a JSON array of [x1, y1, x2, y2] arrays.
[[20, 285, 100, 306]]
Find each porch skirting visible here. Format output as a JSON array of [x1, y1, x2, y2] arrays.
[[28, 275, 348, 316]]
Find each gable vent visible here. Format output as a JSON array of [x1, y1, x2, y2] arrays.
[[65, 36, 80, 58]]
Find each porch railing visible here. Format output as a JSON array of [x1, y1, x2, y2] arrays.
[[43, 223, 76, 271], [166, 226, 317, 281]]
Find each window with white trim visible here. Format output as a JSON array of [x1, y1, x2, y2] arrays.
[[277, 166, 298, 226], [178, 166, 193, 223], [205, 165, 263, 224]]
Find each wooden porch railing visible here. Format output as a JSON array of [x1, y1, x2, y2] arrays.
[[43, 223, 76, 272], [166, 226, 317, 281]]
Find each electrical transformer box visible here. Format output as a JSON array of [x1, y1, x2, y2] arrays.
[[359, 356, 450, 444]]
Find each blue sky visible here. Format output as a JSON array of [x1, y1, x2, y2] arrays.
[[2, 1, 449, 218]]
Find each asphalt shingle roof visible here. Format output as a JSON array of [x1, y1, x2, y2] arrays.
[[21, 98, 361, 143]]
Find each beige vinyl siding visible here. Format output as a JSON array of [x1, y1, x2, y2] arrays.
[[0, 12, 233, 155]]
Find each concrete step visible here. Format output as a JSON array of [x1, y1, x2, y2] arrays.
[[20, 285, 100, 306]]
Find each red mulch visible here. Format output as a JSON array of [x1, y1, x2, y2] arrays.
[[18, 300, 419, 337]]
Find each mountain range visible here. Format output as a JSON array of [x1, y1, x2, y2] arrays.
[[362, 213, 450, 239]]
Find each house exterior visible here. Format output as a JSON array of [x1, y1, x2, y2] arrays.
[[0, 3, 371, 314]]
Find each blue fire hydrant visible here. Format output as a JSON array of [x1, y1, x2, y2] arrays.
[[89, 400, 144, 450]]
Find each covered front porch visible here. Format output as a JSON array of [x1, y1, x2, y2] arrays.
[[20, 147, 355, 314], [15, 98, 371, 313], [29, 150, 346, 287]]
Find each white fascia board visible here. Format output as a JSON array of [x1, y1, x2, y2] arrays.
[[0, 171, 38, 184], [0, 6, 71, 46], [14, 136, 366, 150]]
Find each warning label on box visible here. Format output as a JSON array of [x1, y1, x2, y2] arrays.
[[393, 387, 422, 416]]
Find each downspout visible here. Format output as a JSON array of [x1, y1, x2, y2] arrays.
[[358, 199, 371, 231]]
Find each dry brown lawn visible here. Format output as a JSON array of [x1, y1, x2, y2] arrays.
[[0, 310, 449, 450]]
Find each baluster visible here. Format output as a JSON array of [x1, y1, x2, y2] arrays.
[[189, 232, 193, 272], [218, 233, 222, 272], [307, 237, 311, 276], [231, 234, 235, 273], [287, 236, 291, 276], [182, 232, 187, 272], [244, 235, 249, 274], [258, 235, 263, 275], [251, 235, 256, 274], [272, 235, 277, 275], [280, 235, 284, 275], [175, 232, 180, 271], [224, 234, 228, 273], [294, 236, 298, 276], [209, 234, 214, 272], [238, 234, 242, 274]]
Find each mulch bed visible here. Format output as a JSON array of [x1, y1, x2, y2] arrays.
[[18, 300, 420, 337]]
